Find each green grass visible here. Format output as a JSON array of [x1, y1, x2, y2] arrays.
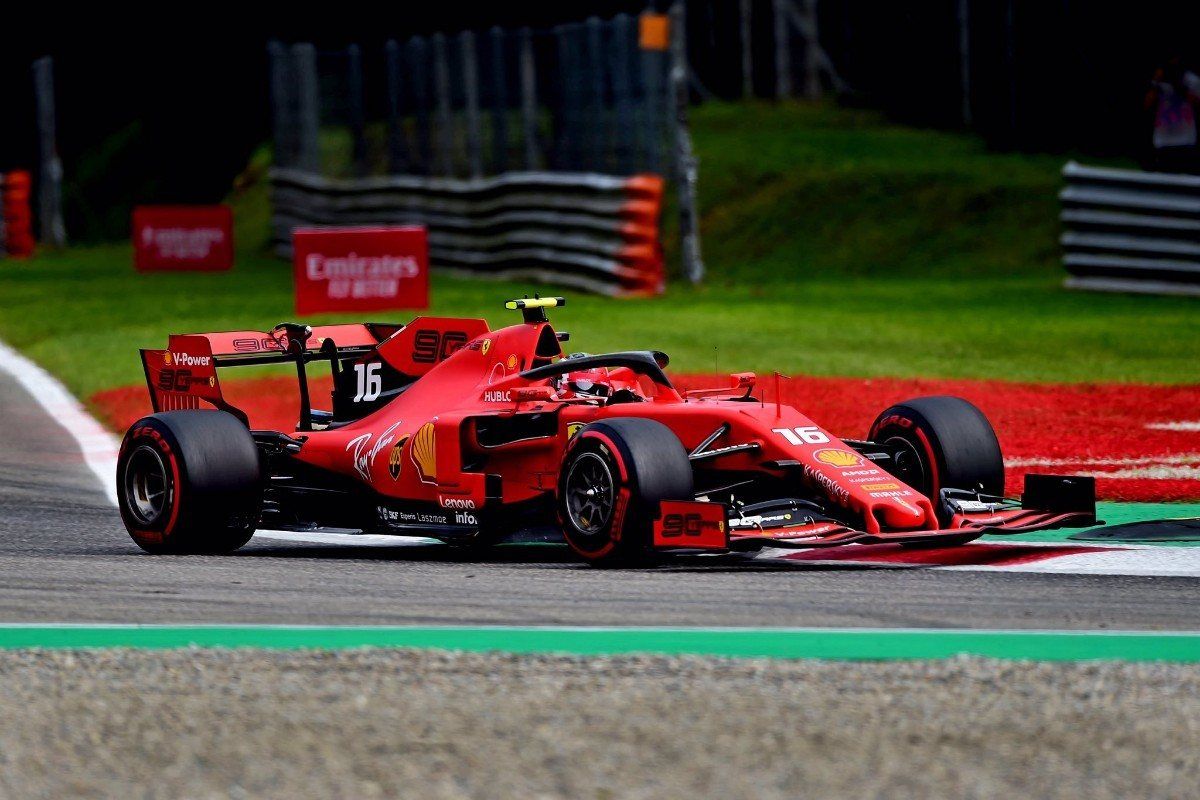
[[0, 102, 1196, 403]]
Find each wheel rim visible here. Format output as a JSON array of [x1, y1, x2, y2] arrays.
[[565, 452, 616, 535], [124, 445, 170, 526], [886, 436, 931, 497]]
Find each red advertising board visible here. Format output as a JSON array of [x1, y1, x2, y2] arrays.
[[132, 205, 233, 271], [292, 226, 430, 315]]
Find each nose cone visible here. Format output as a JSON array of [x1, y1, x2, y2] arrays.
[[879, 499, 929, 530]]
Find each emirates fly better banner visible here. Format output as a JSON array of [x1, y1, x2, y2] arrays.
[[292, 226, 430, 314], [132, 205, 233, 271]]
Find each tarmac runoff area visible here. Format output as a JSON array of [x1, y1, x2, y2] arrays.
[[4, 336, 1200, 796]]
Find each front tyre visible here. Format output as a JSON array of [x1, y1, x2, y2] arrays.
[[117, 411, 263, 554], [868, 395, 1004, 524], [557, 418, 693, 566]]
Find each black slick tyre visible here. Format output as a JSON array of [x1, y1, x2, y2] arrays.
[[116, 410, 263, 554], [868, 395, 1004, 524], [557, 418, 693, 566]]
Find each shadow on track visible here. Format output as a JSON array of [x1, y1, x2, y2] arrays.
[[231, 539, 893, 572]]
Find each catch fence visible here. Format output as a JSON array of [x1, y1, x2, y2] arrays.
[[268, 7, 701, 293]]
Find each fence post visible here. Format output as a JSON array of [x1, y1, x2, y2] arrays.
[[267, 41, 293, 168], [459, 31, 483, 178], [407, 37, 433, 175], [800, 0, 821, 99], [612, 14, 636, 174], [585, 17, 607, 172], [556, 25, 582, 171], [292, 43, 321, 174], [669, 3, 704, 284], [1004, 0, 1017, 139], [432, 33, 455, 177], [784, 0, 846, 95], [347, 44, 368, 175], [740, 0, 754, 98], [518, 27, 539, 170], [31, 57, 66, 247], [639, 16, 664, 173], [385, 40, 410, 174], [489, 26, 509, 173], [772, 0, 792, 99], [957, 0, 972, 127]]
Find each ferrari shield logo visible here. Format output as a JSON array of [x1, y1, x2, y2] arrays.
[[567, 422, 585, 438], [388, 435, 408, 480], [481, 339, 492, 356]]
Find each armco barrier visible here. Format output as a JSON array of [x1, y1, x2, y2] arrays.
[[1060, 161, 1200, 296], [270, 169, 665, 296]]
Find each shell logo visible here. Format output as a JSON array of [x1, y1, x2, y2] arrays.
[[814, 449, 863, 468], [163, 352, 173, 365], [506, 354, 519, 371], [481, 339, 492, 356], [410, 423, 437, 483]]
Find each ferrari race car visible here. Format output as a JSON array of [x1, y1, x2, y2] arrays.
[[117, 297, 1098, 564]]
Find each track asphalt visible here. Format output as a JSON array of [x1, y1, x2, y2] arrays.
[[4, 357, 1200, 636]]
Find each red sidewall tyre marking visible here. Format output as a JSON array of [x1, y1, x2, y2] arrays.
[[121, 424, 184, 546], [912, 426, 942, 498], [559, 430, 633, 559]]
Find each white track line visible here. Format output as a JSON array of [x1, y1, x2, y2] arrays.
[[1146, 421, 1200, 432], [0, 338, 120, 505], [937, 546, 1200, 577], [1006, 454, 1200, 467]]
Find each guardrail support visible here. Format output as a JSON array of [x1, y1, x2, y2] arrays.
[[460, 31, 483, 179], [489, 27, 509, 174], [518, 28, 539, 170], [670, 3, 704, 284], [32, 57, 66, 247], [432, 33, 454, 177], [291, 44, 321, 175]]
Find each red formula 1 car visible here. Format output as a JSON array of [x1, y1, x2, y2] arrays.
[[117, 297, 1097, 564]]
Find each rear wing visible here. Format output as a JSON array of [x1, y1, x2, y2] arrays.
[[183, 323, 398, 365], [139, 319, 492, 429], [140, 323, 400, 423]]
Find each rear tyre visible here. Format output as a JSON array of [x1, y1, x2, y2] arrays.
[[117, 411, 263, 554], [557, 418, 693, 566], [868, 396, 1004, 524]]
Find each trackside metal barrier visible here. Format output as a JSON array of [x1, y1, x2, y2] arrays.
[[1060, 161, 1200, 296], [270, 168, 665, 296]]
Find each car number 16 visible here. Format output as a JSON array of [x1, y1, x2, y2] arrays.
[[353, 362, 382, 403], [772, 426, 830, 445]]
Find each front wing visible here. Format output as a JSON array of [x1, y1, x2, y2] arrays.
[[652, 475, 1099, 552]]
